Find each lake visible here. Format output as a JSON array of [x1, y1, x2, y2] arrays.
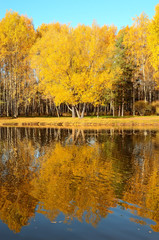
[[0, 127, 158, 240]]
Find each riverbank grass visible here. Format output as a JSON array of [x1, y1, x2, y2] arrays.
[[0, 116, 159, 128]]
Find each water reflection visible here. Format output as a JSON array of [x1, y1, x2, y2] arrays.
[[0, 127, 158, 234]]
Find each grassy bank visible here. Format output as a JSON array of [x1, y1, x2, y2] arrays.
[[0, 116, 159, 129]]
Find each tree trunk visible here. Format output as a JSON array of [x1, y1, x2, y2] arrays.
[[132, 85, 135, 116], [144, 82, 147, 102], [118, 105, 121, 117], [97, 105, 99, 118], [143, 64, 147, 102], [121, 103, 124, 117], [13, 98, 18, 118], [121, 93, 124, 117], [75, 106, 80, 118], [66, 103, 76, 117], [55, 105, 60, 117], [75, 103, 86, 118], [72, 105, 75, 118], [80, 103, 86, 118], [113, 104, 115, 117], [149, 90, 152, 103]]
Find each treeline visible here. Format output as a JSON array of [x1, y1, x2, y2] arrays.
[[0, 5, 159, 118]]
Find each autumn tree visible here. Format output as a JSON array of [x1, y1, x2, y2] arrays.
[[0, 11, 36, 117], [112, 27, 134, 116], [147, 4, 159, 84], [123, 13, 155, 105], [32, 22, 116, 118]]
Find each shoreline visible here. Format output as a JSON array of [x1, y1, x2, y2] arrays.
[[0, 116, 159, 129]]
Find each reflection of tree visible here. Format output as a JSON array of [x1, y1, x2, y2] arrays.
[[121, 134, 159, 232], [32, 130, 159, 231], [0, 128, 158, 232], [0, 139, 38, 233], [65, 129, 85, 144], [32, 143, 117, 226]]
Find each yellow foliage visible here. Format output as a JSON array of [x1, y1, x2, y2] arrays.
[[31, 22, 116, 106], [147, 4, 159, 72]]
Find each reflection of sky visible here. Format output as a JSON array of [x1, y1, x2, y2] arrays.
[[0, 204, 157, 240], [34, 149, 41, 159], [87, 139, 96, 145]]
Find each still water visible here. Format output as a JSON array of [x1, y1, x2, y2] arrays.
[[0, 127, 158, 240]]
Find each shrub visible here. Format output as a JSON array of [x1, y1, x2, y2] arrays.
[[151, 101, 159, 115], [135, 101, 152, 116]]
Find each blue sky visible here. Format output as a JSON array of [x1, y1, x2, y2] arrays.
[[0, 0, 158, 30]]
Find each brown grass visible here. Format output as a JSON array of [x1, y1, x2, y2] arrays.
[[0, 116, 159, 129]]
